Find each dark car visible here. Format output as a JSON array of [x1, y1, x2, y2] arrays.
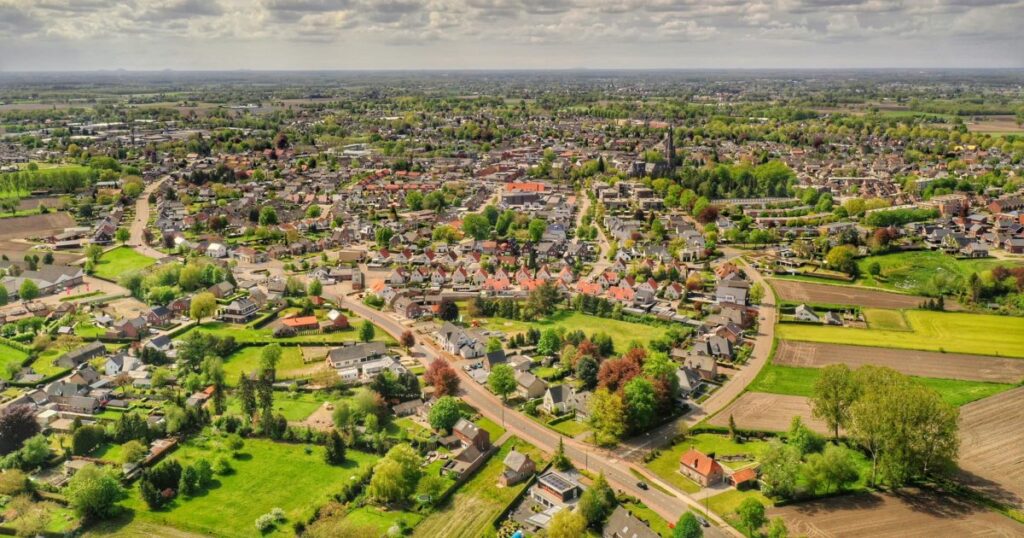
[[636, 481, 648, 490]]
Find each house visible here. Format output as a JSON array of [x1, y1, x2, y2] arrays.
[[206, 242, 228, 258], [1, 265, 84, 299], [677, 367, 703, 397], [453, 418, 491, 451], [679, 448, 724, 486], [730, 467, 758, 490], [516, 371, 548, 399], [55, 341, 106, 369], [109, 317, 147, 340], [207, 281, 235, 299], [498, 449, 536, 486], [603, 506, 660, 538], [794, 304, 820, 323], [391, 398, 423, 417], [567, 390, 591, 421], [438, 322, 486, 359], [219, 298, 258, 324], [325, 342, 389, 372], [715, 285, 747, 305], [541, 384, 571, 415], [104, 353, 141, 376], [530, 470, 583, 509], [234, 247, 267, 264], [281, 316, 319, 331], [146, 306, 173, 327], [326, 309, 350, 329], [392, 295, 423, 319], [482, 349, 507, 371]]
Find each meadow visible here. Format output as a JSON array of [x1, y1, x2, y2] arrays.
[[855, 251, 1011, 295], [93, 246, 156, 281], [776, 310, 1024, 358], [464, 309, 672, 353]]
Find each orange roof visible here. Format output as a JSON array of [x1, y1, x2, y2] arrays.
[[731, 467, 757, 484], [680, 448, 723, 477], [282, 316, 318, 327], [507, 181, 546, 193]]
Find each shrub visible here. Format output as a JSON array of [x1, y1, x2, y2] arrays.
[[255, 513, 275, 532]]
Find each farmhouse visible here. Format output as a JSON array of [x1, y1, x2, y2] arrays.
[[679, 448, 724, 486]]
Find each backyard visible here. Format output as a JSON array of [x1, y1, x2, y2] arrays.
[[222, 345, 315, 385], [776, 310, 1024, 358], [464, 309, 672, 353], [178, 318, 395, 345], [92, 246, 156, 281]]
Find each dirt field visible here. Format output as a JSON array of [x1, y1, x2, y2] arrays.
[[958, 387, 1024, 508], [966, 115, 1024, 134], [297, 403, 335, 431], [769, 487, 1023, 537], [769, 279, 963, 311], [0, 212, 75, 239], [708, 392, 829, 434], [774, 341, 1024, 383]]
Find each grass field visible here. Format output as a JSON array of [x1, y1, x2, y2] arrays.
[[646, 434, 769, 494], [475, 417, 506, 441], [335, 506, 424, 536], [0, 342, 30, 380], [181, 319, 395, 345], [226, 391, 339, 422], [550, 418, 590, 437], [222, 345, 312, 384], [706, 489, 773, 528], [114, 435, 376, 538], [750, 364, 1013, 406], [465, 310, 672, 353], [413, 437, 546, 538], [623, 501, 672, 537], [776, 310, 1024, 358], [93, 246, 156, 280], [863, 308, 909, 330], [855, 251, 1013, 295]]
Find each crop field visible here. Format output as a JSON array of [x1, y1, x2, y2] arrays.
[[957, 386, 1024, 509], [708, 392, 830, 434], [768, 487, 1024, 537], [93, 246, 157, 280], [774, 341, 1024, 383], [751, 363, 1012, 407], [776, 311, 1024, 358], [768, 278, 951, 310]]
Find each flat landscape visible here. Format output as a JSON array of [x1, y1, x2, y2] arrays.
[[769, 278, 957, 310], [0, 211, 77, 261], [776, 311, 1024, 358], [957, 386, 1024, 509], [768, 487, 1024, 537], [774, 340, 1024, 383], [708, 392, 830, 434]]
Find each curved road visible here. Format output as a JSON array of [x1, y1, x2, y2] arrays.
[[127, 177, 167, 259], [343, 293, 740, 536]]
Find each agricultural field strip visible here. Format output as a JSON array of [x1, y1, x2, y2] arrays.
[[707, 392, 831, 435], [957, 386, 1024, 509], [769, 278, 962, 310]]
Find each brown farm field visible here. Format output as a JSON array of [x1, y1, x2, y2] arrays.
[[774, 341, 1024, 383], [708, 392, 829, 434], [958, 386, 1024, 509], [769, 487, 1024, 537], [0, 211, 75, 239], [769, 279, 963, 310]]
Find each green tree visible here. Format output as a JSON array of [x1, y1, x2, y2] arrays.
[[767, 517, 789, 538], [64, 464, 125, 520], [0, 285, 7, 306], [588, 388, 626, 445], [547, 507, 587, 538], [812, 364, 860, 440], [307, 279, 322, 297], [405, 191, 424, 210], [528, 218, 547, 242], [488, 364, 517, 402], [120, 440, 147, 464], [85, 244, 103, 263], [325, 430, 346, 465], [553, 437, 572, 471], [674, 512, 703, 538], [359, 320, 376, 342], [578, 472, 616, 529], [623, 377, 657, 432], [189, 292, 217, 323], [486, 337, 503, 353], [375, 227, 394, 248], [737, 498, 766, 537], [115, 227, 130, 245], [258, 206, 278, 226], [260, 344, 282, 375], [18, 279, 39, 301], [825, 245, 859, 276], [526, 281, 561, 318], [759, 439, 801, 499], [462, 213, 492, 240], [803, 444, 859, 494], [427, 396, 461, 433], [367, 444, 421, 504]]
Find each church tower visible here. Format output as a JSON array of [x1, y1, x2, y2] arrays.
[[665, 125, 675, 168]]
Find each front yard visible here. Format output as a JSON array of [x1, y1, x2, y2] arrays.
[[645, 434, 770, 495]]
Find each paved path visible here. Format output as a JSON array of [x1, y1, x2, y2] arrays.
[[342, 293, 740, 536], [127, 177, 167, 259]]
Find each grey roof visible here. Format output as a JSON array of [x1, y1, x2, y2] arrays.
[[603, 506, 660, 538], [503, 449, 533, 473], [327, 342, 388, 364], [546, 384, 570, 404]]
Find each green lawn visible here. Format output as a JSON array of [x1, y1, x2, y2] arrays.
[[623, 501, 672, 537], [226, 391, 336, 422], [93, 246, 156, 280], [777, 310, 1024, 358], [855, 251, 1014, 296], [115, 435, 377, 538], [863, 308, 910, 331], [750, 364, 1013, 407], [550, 418, 590, 438], [413, 437, 546, 538], [335, 506, 424, 536], [475, 416, 506, 441], [28, 348, 73, 378], [181, 319, 395, 346], [464, 310, 672, 354], [706, 489, 773, 525], [222, 346, 313, 385], [0, 343, 30, 380], [646, 434, 769, 495]]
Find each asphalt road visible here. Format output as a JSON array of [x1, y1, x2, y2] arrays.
[[128, 177, 167, 259]]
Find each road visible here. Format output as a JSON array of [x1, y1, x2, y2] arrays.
[[127, 177, 167, 259], [576, 191, 614, 277], [342, 291, 738, 536]]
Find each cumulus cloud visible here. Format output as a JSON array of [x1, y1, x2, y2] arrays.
[[0, 0, 1019, 69]]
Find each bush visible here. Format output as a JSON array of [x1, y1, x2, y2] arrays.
[[255, 513, 275, 532]]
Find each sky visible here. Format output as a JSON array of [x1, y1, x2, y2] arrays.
[[0, 0, 1022, 71]]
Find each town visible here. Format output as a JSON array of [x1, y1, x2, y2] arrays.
[[0, 69, 1022, 538]]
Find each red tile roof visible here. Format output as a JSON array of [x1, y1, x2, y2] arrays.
[[680, 448, 723, 478]]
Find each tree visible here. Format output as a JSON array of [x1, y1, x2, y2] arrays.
[[190, 292, 217, 323], [400, 330, 415, 349], [759, 440, 801, 499], [674, 512, 703, 538], [359, 320, 376, 342], [180, 464, 200, 496], [575, 355, 599, 390], [428, 396, 461, 433], [438, 299, 459, 321], [0, 405, 40, 455], [578, 472, 616, 529], [486, 337, 503, 353], [728, 414, 738, 441], [787, 416, 824, 456], [588, 388, 626, 445], [85, 244, 103, 263], [121, 440, 148, 464], [536, 329, 562, 356], [528, 218, 547, 243], [424, 360, 460, 397], [462, 213, 492, 240], [115, 227, 130, 245], [258, 206, 278, 226], [18, 279, 39, 301], [260, 344, 282, 376], [238, 374, 257, 420], [405, 191, 424, 210], [623, 377, 657, 432], [526, 281, 561, 318], [488, 364, 517, 402], [375, 227, 393, 248], [825, 245, 859, 276], [547, 508, 586, 538], [737, 497, 766, 537], [368, 444, 421, 504], [812, 364, 860, 440], [767, 517, 789, 538], [325, 430, 346, 465], [803, 444, 859, 494], [64, 464, 125, 520], [749, 282, 765, 304], [0, 286, 7, 306], [308, 279, 322, 297]]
